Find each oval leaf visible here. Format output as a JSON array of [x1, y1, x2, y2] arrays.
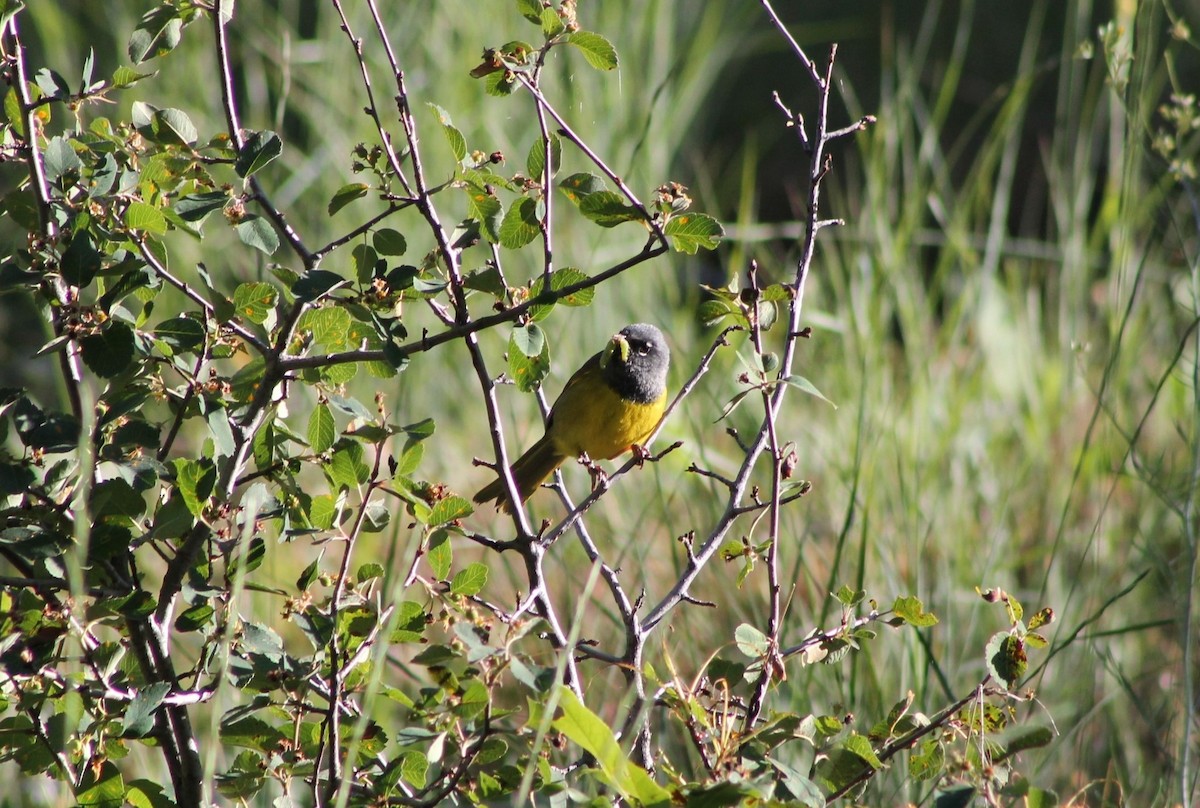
[[664, 212, 724, 254], [235, 215, 279, 255], [449, 562, 488, 597], [565, 31, 619, 71], [307, 403, 336, 454], [124, 201, 168, 235], [81, 321, 136, 378], [328, 183, 369, 216], [235, 130, 283, 178], [498, 196, 540, 249]]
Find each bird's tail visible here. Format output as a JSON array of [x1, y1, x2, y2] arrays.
[[473, 436, 565, 513]]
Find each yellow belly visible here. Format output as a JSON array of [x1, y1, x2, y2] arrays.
[[547, 380, 665, 460]]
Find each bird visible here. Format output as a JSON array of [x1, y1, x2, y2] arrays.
[[473, 323, 670, 512]]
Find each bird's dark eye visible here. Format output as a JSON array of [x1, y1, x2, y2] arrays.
[[632, 341, 649, 354]]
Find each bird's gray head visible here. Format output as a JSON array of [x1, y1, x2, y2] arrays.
[[601, 323, 669, 403]]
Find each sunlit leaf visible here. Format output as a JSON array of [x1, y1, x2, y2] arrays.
[[499, 195, 540, 249], [328, 182, 369, 216], [564, 31, 619, 71], [125, 201, 168, 234], [449, 562, 488, 596], [664, 212, 724, 254]]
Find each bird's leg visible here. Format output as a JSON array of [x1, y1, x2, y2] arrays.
[[577, 452, 608, 491], [630, 443, 652, 465]]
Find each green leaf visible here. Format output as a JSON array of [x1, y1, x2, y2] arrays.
[[228, 536, 266, 578], [356, 562, 385, 583], [173, 458, 216, 517], [232, 282, 277, 324], [125, 779, 174, 808], [297, 556, 321, 591], [403, 417, 436, 446], [835, 585, 865, 607], [430, 495, 472, 525], [783, 374, 836, 408], [842, 732, 883, 769], [428, 103, 467, 163], [125, 200, 168, 234], [1023, 787, 1060, 808], [309, 494, 338, 530], [328, 182, 369, 216], [664, 212, 724, 254], [307, 404, 336, 454], [43, 136, 83, 185], [892, 595, 938, 627], [390, 600, 428, 643], [528, 267, 593, 321], [997, 725, 1053, 761], [174, 191, 228, 223], [235, 215, 279, 255], [352, 243, 379, 284], [152, 107, 197, 145], [36, 66, 70, 99], [128, 5, 182, 64], [427, 530, 452, 580], [483, 69, 518, 97], [372, 227, 407, 256], [498, 195, 541, 249], [734, 623, 770, 657], [564, 31, 619, 71], [716, 389, 753, 422], [76, 760, 125, 807], [3, 187, 40, 231], [813, 743, 876, 794], [578, 191, 643, 227], [510, 322, 545, 357], [216, 752, 266, 800], [554, 688, 671, 806], [175, 603, 215, 632], [219, 716, 288, 753], [327, 439, 369, 490], [235, 130, 282, 178], [933, 785, 976, 808], [80, 321, 136, 378], [394, 441, 423, 477], [464, 183, 503, 243], [986, 631, 1027, 690], [558, 171, 607, 205], [61, 230, 102, 287], [526, 132, 561, 179], [398, 749, 429, 789], [293, 269, 350, 302], [449, 562, 488, 597], [698, 298, 734, 327], [304, 307, 352, 350], [508, 324, 550, 392], [121, 682, 171, 739], [541, 7, 564, 38], [909, 738, 945, 781], [90, 478, 147, 523], [111, 66, 154, 90], [516, 0, 542, 24]]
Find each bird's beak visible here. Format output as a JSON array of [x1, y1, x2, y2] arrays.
[[600, 332, 630, 370]]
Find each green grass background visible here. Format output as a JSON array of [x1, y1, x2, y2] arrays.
[[6, 0, 1200, 803]]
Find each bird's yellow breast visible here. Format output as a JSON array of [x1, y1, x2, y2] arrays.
[[546, 377, 665, 461]]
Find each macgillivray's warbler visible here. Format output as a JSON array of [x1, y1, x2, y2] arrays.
[[473, 323, 669, 512]]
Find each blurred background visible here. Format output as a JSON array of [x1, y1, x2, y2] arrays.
[[6, 0, 1200, 802]]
